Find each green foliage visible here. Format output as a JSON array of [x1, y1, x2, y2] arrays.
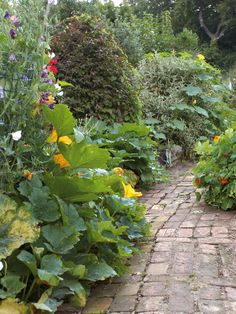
[[78, 119, 165, 186], [52, 14, 141, 123], [193, 128, 236, 210], [138, 52, 232, 155], [0, 105, 150, 312]]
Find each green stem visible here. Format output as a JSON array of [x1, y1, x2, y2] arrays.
[[24, 278, 37, 302]]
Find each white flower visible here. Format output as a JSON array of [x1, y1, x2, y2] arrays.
[[0, 86, 4, 99], [48, 0, 58, 4], [57, 91, 64, 96], [55, 83, 62, 91], [0, 261, 4, 271], [48, 52, 56, 59], [11, 130, 22, 141]]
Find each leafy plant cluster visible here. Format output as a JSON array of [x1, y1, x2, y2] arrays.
[[0, 104, 149, 313], [52, 14, 142, 123], [78, 119, 165, 186], [193, 128, 236, 210], [138, 52, 233, 156]]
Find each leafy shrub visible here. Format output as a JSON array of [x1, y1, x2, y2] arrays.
[[138, 52, 231, 156], [193, 128, 236, 210], [79, 120, 165, 186], [52, 14, 141, 123], [0, 105, 149, 312]]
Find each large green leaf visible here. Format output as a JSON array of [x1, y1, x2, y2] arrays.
[[118, 123, 150, 136], [43, 104, 76, 136], [194, 106, 209, 117], [0, 274, 25, 298], [182, 85, 202, 96], [17, 251, 37, 276], [18, 178, 61, 222], [59, 141, 110, 169], [0, 197, 39, 259], [42, 224, 78, 254], [85, 261, 117, 281], [45, 175, 112, 202], [41, 255, 66, 275]]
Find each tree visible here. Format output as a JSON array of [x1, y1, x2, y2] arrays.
[[128, 0, 174, 17]]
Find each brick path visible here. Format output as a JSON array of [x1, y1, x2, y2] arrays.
[[59, 162, 236, 314]]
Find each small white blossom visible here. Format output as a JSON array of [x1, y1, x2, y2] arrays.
[[0, 261, 4, 271], [57, 91, 64, 96], [48, 52, 56, 59], [11, 130, 22, 141], [48, 0, 58, 4], [0, 86, 4, 99], [55, 83, 62, 91]]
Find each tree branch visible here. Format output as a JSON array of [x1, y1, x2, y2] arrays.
[[198, 10, 225, 41]]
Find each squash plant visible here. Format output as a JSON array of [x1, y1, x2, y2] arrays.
[[193, 128, 236, 210], [0, 105, 149, 312]]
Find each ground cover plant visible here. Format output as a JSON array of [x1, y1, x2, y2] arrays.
[[138, 52, 233, 156], [193, 127, 236, 210]]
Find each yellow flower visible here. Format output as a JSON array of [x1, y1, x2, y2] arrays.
[[213, 136, 220, 143], [48, 129, 72, 145], [113, 167, 125, 176], [197, 54, 205, 61], [45, 95, 56, 105], [122, 182, 142, 198], [53, 154, 70, 168], [192, 99, 197, 105]]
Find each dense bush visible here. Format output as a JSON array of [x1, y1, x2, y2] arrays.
[[138, 52, 232, 156], [52, 14, 141, 123], [193, 128, 236, 210]]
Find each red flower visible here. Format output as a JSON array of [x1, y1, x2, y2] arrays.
[[221, 178, 229, 186], [195, 178, 201, 186], [47, 65, 58, 75], [49, 58, 58, 65]]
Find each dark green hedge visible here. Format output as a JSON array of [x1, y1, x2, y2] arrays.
[[52, 14, 142, 123]]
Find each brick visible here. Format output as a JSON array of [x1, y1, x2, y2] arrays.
[[109, 296, 136, 312], [116, 283, 140, 296], [199, 286, 224, 300], [226, 287, 236, 300], [198, 300, 226, 313], [82, 297, 113, 314], [154, 242, 172, 251], [151, 251, 171, 263], [177, 228, 193, 238], [146, 263, 169, 275], [171, 252, 193, 274], [169, 281, 194, 312], [140, 282, 166, 296], [92, 284, 121, 297], [211, 226, 228, 237], [136, 296, 168, 312], [194, 227, 211, 238]]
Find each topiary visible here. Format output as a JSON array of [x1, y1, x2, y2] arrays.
[[52, 14, 142, 123]]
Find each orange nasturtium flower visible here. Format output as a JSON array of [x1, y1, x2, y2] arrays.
[[53, 154, 70, 168], [122, 182, 142, 198], [23, 170, 33, 181], [195, 178, 201, 186], [48, 129, 72, 145], [220, 178, 229, 186], [112, 167, 125, 176], [213, 136, 220, 143]]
